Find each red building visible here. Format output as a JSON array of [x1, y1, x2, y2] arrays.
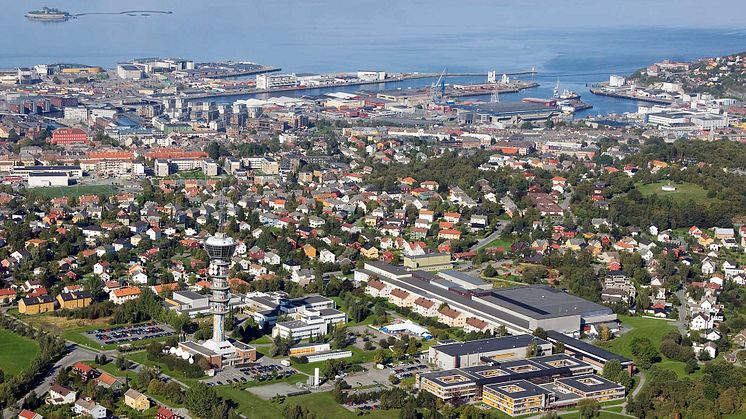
[[51, 128, 88, 145]]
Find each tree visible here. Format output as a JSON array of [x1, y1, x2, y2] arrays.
[[185, 382, 218, 418], [483, 265, 497, 277], [321, 359, 347, 381], [685, 358, 699, 374], [598, 324, 612, 342], [532, 327, 547, 339], [718, 387, 739, 415], [495, 325, 507, 337], [602, 359, 622, 381], [525, 341, 539, 358], [399, 400, 419, 419], [577, 398, 600, 419]]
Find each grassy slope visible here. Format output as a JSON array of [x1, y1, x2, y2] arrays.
[[214, 387, 398, 419], [601, 315, 702, 378], [0, 329, 39, 376], [636, 182, 709, 202], [29, 184, 118, 198]]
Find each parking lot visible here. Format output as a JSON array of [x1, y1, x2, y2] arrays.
[[203, 363, 296, 386], [85, 322, 175, 345]]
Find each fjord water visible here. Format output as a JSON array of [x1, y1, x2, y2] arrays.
[[4, 0, 746, 115]]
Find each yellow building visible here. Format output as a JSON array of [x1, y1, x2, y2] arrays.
[[124, 388, 150, 411], [56, 290, 93, 310], [288, 342, 330, 357], [18, 295, 55, 314], [403, 253, 453, 271], [61, 66, 103, 74], [360, 244, 379, 259], [482, 381, 547, 416]]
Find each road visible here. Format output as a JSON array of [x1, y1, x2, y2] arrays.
[[674, 289, 688, 335], [470, 222, 506, 252], [3, 345, 99, 419]]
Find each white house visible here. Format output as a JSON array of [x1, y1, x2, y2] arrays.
[[692, 342, 717, 359], [701, 258, 717, 275], [48, 384, 76, 405], [690, 313, 713, 331], [319, 249, 336, 264], [131, 272, 148, 285], [73, 399, 107, 419]]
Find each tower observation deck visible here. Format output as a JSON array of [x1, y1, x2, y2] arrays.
[[204, 232, 236, 343]]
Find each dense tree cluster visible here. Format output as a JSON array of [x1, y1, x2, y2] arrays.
[[628, 362, 746, 418]]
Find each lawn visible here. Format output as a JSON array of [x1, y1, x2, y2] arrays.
[[636, 181, 709, 203], [601, 315, 700, 378], [486, 238, 513, 250], [291, 346, 375, 376], [28, 184, 118, 199], [0, 328, 39, 376], [214, 387, 398, 419], [125, 351, 201, 386], [602, 315, 677, 359]]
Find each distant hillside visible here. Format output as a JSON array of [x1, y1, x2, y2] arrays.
[[631, 51, 746, 100]]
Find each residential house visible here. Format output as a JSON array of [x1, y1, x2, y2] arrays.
[[0, 288, 15, 305], [690, 313, 714, 331], [56, 290, 92, 310], [18, 410, 43, 419], [360, 243, 379, 259], [73, 398, 106, 419], [124, 388, 150, 412], [156, 406, 181, 419], [96, 372, 124, 390], [319, 249, 336, 264], [412, 297, 438, 317], [437, 306, 466, 328], [47, 383, 76, 405], [110, 287, 141, 305], [18, 295, 55, 314]]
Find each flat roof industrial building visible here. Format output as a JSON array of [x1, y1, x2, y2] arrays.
[[428, 334, 552, 369], [357, 261, 616, 335]]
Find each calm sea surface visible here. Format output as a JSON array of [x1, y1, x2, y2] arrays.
[[3, 1, 745, 115]]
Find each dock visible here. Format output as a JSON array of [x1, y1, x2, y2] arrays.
[[182, 71, 539, 101], [589, 88, 673, 105]]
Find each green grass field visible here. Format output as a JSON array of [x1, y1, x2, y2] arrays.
[[601, 315, 701, 378], [602, 315, 677, 359], [214, 387, 398, 419], [486, 238, 513, 250], [0, 329, 39, 376], [125, 351, 200, 386], [28, 184, 118, 199], [636, 181, 709, 202], [291, 346, 375, 375]]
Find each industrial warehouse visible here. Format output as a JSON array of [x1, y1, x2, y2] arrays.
[[428, 335, 553, 369], [357, 261, 618, 335]]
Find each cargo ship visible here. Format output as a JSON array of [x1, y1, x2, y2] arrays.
[[25, 7, 71, 21], [552, 80, 581, 100]]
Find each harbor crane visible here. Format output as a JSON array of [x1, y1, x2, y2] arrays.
[[431, 67, 447, 103]]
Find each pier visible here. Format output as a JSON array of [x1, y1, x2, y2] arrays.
[[182, 70, 538, 101], [589, 88, 673, 105]]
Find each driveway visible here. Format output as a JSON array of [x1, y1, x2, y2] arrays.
[[674, 289, 688, 335], [3, 344, 99, 419], [470, 222, 506, 252]]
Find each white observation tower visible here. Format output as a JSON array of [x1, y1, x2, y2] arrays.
[[204, 232, 236, 344]]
